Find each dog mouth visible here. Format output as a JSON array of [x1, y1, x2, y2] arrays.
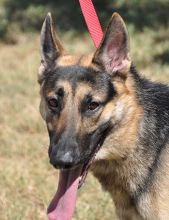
[[78, 141, 102, 188], [47, 141, 103, 220]]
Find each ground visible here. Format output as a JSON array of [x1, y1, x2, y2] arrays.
[[0, 26, 169, 219]]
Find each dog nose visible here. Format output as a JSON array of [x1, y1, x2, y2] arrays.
[[50, 151, 76, 169]]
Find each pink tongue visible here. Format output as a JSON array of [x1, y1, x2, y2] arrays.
[[47, 166, 82, 220]]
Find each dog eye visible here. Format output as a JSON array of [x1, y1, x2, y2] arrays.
[[88, 102, 100, 111], [48, 98, 58, 108]]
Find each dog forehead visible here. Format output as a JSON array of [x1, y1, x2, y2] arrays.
[[43, 55, 110, 96], [54, 67, 99, 96]]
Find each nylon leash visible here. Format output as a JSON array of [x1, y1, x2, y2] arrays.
[[78, 0, 103, 48]]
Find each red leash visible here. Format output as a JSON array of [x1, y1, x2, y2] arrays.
[[78, 0, 103, 48]]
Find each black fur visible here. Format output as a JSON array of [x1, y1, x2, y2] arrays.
[[129, 65, 169, 201]]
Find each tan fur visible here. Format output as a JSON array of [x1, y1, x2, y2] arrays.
[[51, 80, 73, 134], [56, 53, 100, 70], [92, 73, 143, 162], [57, 55, 80, 66], [78, 54, 97, 69], [136, 147, 169, 219]]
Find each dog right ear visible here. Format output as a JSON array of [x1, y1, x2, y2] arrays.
[[39, 13, 64, 83], [92, 13, 131, 78]]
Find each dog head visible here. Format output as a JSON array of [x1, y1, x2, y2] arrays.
[[38, 13, 141, 170]]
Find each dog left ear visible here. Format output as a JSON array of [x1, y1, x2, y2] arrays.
[[39, 13, 64, 83], [92, 13, 131, 77]]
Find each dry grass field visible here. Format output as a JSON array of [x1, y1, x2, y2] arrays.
[[0, 24, 169, 220]]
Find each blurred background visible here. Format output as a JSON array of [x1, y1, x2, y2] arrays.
[[0, 0, 169, 219]]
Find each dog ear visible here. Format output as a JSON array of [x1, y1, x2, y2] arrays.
[[92, 13, 131, 77], [40, 12, 64, 65], [40, 13, 64, 71]]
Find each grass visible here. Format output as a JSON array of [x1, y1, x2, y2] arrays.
[[0, 24, 169, 220]]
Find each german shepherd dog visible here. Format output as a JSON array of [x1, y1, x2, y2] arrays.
[[38, 12, 169, 220]]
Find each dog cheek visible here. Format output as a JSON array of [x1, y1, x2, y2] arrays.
[[94, 147, 111, 160], [99, 102, 115, 123], [113, 101, 126, 122], [99, 101, 124, 126]]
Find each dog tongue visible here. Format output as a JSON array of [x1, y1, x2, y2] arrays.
[[47, 166, 82, 220]]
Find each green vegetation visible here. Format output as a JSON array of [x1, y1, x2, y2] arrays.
[[0, 0, 169, 219], [0, 0, 169, 42]]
